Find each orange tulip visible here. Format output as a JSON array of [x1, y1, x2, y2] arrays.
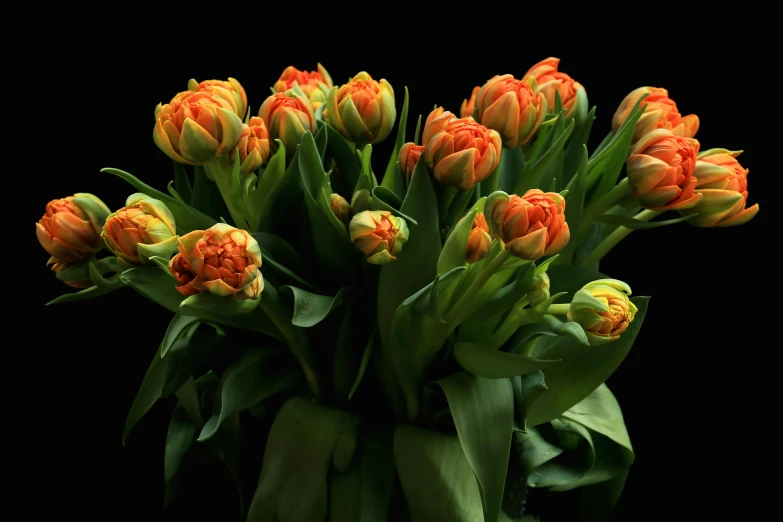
[[475, 74, 547, 148], [330, 193, 352, 225], [36, 194, 110, 263], [258, 93, 315, 156], [523, 57, 585, 118], [235, 117, 271, 176], [465, 212, 492, 263], [612, 87, 699, 144], [169, 223, 264, 299], [102, 194, 178, 266], [423, 108, 502, 189], [460, 86, 480, 119], [680, 149, 759, 227], [326, 71, 396, 146], [188, 77, 248, 118], [485, 189, 570, 260], [399, 142, 424, 180], [154, 90, 243, 165], [349, 210, 409, 265], [568, 279, 637, 345], [626, 129, 701, 210], [273, 64, 333, 110]]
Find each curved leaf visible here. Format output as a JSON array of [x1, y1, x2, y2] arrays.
[[172, 161, 193, 204], [252, 231, 321, 293], [161, 314, 200, 357], [348, 328, 376, 400], [120, 266, 185, 313], [381, 86, 409, 199], [161, 321, 225, 396], [45, 282, 123, 306], [511, 371, 548, 432], [454, 342, 560, 379], [164, 400, 199, 506], [279, 285, 346, 328], [370, 186, 418, 225], [595, 213, 695, 229], [122, 345, 165, 445], [438, 208, 477, 275], [178, 292, 280, 341], [438, 372, 514, 522], [324, 123, 360, 195]]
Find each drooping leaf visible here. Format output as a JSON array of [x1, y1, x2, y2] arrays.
[[161, 314, 200, 357], [454, 342, 559, 379], [247, 397, 360, 522], [438, 372, 514, 522], [279, 285, 346, 328], [594, 213, 695, 229]]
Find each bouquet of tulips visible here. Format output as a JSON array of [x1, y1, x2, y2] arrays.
[[36, 58, 757, 521]]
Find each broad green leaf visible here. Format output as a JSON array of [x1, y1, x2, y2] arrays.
[[381, 86, 409, 199], [190, 165, 230, 223], [370, 186, 419, 224], [162, 321, 225, 396], [164, 400, 199, 506], [510, 371, 548, 432], [256, 148, 304, 237], [172, 161, 192, 204], [595, 213, 694, 229], [122, 345, 165, 445], [252, 231, 321, 293], [438, 208, 477, 275], [526, 297, 649, 427], [348, 328, 376, 400], [496, 146, 524, 195], [102, 167, 216, 233], [394, 424, 486, 522], [324, 123, 360, 195], [438, 372, 514, 522], [508, 314, 589, 349], [279, 285, 346, 327], [579, 470, 628, 522], [120, 266, 184, 313], [161, 314, 200, 357], [454, 342, 559, 379], [561, 384, 632, 454], [514, 427, 563, 479], [247, 397, 360, 522], [198, 348, 299, 441], [250, 141, 287, 229]]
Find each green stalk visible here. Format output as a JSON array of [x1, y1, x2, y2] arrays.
[[203, 161, 250, 231], [444, 249, 511, 325], [546, 304, 570, 315], [579, 209, 663, 268]]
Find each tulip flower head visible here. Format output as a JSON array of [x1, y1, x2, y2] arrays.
[[36, 193, 111, 264], [464, 212, 492, 263], [679, 149, 759, 227], [475, 74, 547, 148], [423, 108, 502, 189], [626, 129, 702, 211], [612, 86, 699, 144], [153, 90, 244, 165], [568, 279, 638, 345], [326, 71, 396, 147], [523, 57, 585, 119], [188, 77, 248, 119], [235, 117, 271, 177], [330, 193, 352, 225], [258, 93, 315, 156], [485, 189, 570, 261], [169, 223, 263, 300], [349, 210, 409, 265], [460, 86, 480, 119], [399, 142, 424, 181], [102, 193, 178, 266], [273, 64, 333, 110]]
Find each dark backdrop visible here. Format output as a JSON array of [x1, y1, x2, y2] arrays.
[[27, 25, 761, 521]]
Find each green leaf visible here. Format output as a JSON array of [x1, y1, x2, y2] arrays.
[[381, 86, 409, 199], [370, 186, 419, 224], [513, 119, 575, 195], [454, 342, 560, 378], [45, 282, 123, 306], [161, 314, 200, 357], [314, 123, 328, 161], [256, 147, 303, 236], [496, 146, 524, 195], [394, 424, 486, 522], [102, 167, 216, 233], [247, 397, 360, 522], [561, 384, 633, 454], [164, 399, 199, 506], [538, 115, 567, 193], [252, 231, 321, 293], [279, 285, 345, 327], [324, 123, 360, 195], [122, 345, 166, 445], [172, 162, 192, 204], [348, 328, 376, 400], [438, 208, 477, 275], [579, 470, 629, 522], [333, 306, 357, 403], [557, 147, 590, 265], [563, 106, 596, 188], [594, 213, 695, 229], [161, 321, 225, 397], [191, 165, 231, 223], [438, 372, 514, 522], [249, 141, 287, 230], [180, 290, 259, 317], [199, 348, 300, 441], [120, 266, 184, 313], [510, 371, 548, 432]]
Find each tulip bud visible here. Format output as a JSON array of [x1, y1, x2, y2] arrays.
[[154, 90, 244, 165], [678, 149, 759, 227], [568, 279, 638, 345], [330, 193, 352, 225], [464, 212, 492, 263], [36, 193, 110, 263], [273, 64, 333, 110], [475, 74, 547, 148], [258, 93, 315, 156], [235, 117, 271, 177], [48, 258, 91, 289], [351, 188, 371, 214], [528, 273, 550, 307], [460, 86, 480, 119], [349, 210, 409, 265], [485, 189, 570, 260], [102, 193, 178, 266], [626, 129, 702, 211], [188, 77, 248, 119], [399, 142, 424, 181], [523, 57, 586, 119], [326, 71, 396, 147], [169, 223, 263, 300], [612, 87, 699, 144], [423, 109, 502, 189]]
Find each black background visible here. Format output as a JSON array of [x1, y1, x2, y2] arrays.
[[26, 21, 762, 521]]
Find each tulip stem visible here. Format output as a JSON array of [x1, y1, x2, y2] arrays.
[[546, 304, 571, 315], [579, 209, 663, 268], [444, 249, 511, 326], [204, 161, 251, 231]]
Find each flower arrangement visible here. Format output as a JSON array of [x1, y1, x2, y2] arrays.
[[37, 59, 757, 521]]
